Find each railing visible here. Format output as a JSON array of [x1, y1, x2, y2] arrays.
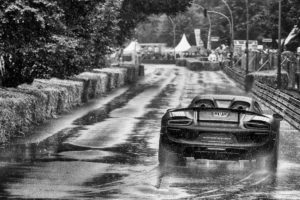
[[233, 51, 300, 91], [224, 66, 300, 130]]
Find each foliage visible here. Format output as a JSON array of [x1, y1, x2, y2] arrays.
[[118, 0, 191, 44], [136, 7, 206, 47], [136, 0, 300, 50], [0, 0, 191, 87], [0, 0, 64, 86]]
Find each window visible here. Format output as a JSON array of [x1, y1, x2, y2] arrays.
[[230, 101, 250, 111], [193, 100, 215, 108]]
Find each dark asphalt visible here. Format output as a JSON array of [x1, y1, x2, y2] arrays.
[[0, 64, 299, 200]]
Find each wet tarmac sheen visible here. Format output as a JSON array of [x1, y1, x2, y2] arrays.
[[0, 64, 300, 199]]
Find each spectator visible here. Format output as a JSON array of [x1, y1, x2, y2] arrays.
[[208, 51, 217, 62]]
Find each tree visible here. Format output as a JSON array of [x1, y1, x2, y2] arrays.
[[136, 6, 206, 47], [117, 0, 191, 44], [0, 0, 64, 86], [0, 0, 193, 87], [89, 0, 122, 67]]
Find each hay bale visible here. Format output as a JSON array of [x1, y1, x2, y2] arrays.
[[27, 80, 70, 114], [176, 59, 187, 66], [0, 108, 17, 143], [18, 83, 62, 116], [74, 72, 109, 99], [0, 89, 40, 142], [93, 68, 126, 90], [115, 64, 139, 83], [33, 79, 83, 113], [68, 77, 91, 103], [11, 87, 48, 123], [49, 78, 83, 106], [34, 78, 83, 108], [186, 59, 220, 71]]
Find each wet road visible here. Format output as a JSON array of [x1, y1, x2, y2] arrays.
[[0, 64, 300, 199]]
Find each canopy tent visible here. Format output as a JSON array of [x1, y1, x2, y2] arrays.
[[123, 41, 141, 54], [175, 34, 191, 53]]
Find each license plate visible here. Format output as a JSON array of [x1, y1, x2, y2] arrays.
[[198, 111, 238, 122], [213, 111, 229, 118]]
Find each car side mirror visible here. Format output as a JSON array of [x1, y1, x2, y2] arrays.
[[273, 113, 283, 121]]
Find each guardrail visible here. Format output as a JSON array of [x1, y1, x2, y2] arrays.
[[253, 82, 300, 129], [224, 66, 300, 130], [236, 51, 300, 91]]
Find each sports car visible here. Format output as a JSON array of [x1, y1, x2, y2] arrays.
[[159, 94, 283, 171]]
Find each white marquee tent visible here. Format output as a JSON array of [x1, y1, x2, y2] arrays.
[[175, 34, 191, 53], [123, 41, 141, 54]]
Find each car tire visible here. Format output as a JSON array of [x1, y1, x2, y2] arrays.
[[158, 137, 186, 166], [256, 141, 278, 172], [256, 156, 264, 169], [265, 141, 278, 172]]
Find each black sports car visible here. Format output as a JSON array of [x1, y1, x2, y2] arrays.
[[159, 94, 283, 171]]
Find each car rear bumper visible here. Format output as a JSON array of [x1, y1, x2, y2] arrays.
[[160, 133, 276, 160]]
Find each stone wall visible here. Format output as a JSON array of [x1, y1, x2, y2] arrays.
[[0, 64, 143, 143]]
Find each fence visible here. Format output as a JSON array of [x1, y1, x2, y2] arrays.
[[235, 51, 300, 91], [224, 66, 300, 130]]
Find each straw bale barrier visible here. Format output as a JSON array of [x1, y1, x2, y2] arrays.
[[0, 64, 143, 144], [175, 59, 187, 66], [73, 72, 108, 99], [142, 59, 175, 65], [115, 64, 139, 83], [36, 78, 83, 106], [0, 89, 40, 141], [9, 87, 49, 123], [18, 83, 61, 118], [32, 79, 80, 113], [93, 68, 126, 90], [186, 60, 220, 71]]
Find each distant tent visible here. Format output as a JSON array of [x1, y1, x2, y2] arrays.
[[123, 41, 141, 54], [175, 34, 191, 53]]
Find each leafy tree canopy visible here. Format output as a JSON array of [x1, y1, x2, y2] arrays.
[[0, 0, 191, 87], [136, 0, 300, 50]]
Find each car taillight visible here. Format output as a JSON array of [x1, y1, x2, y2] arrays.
[[244, 121, 270, 130], [168, 119, 193, 126]]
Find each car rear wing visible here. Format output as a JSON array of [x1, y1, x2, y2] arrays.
[[171, 107, 264, 116], [169, 107, 266, 125]]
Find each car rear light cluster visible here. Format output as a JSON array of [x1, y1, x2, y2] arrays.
[[244, 120, 270, 130], [167, 128, 199, 140], [168, 119, 192, 126]]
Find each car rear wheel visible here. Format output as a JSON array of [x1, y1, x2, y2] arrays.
[[256, 141, 278, 172], [265, 141, 278, 172], [158, 137, 186, 166]]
